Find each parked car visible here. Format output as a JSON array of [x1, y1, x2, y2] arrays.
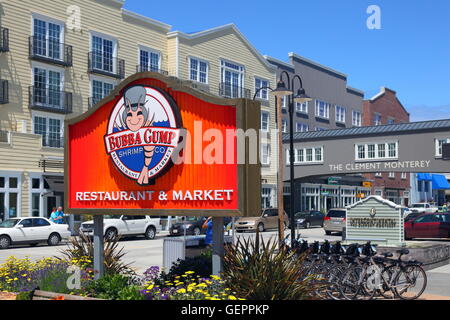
[[235, 208, 289, 233], [170, 217, 233, 236], [295, 211, 325, 229], [404, 211, 423, 222], [404, 213, 450, 239], [323, 208, 346, 235], [0, 217, 71, 249], [408, 203, 439, 215], [169, 217, 206, 236], [80, 215, 161, 240]]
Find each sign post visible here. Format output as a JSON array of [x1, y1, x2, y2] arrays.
[[65, 73, 261, 277], [93, 215, 104, 279]]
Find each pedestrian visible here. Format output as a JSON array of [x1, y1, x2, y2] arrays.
[[51, 207, 65, 224], [202, 216, 213, 245], [49, 207, 58, 223]]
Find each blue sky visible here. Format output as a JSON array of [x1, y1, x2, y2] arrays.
[[124, 0, 450, 121]]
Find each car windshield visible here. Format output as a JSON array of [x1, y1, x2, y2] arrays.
[[0, 219, 19, 228], [295, 212, 308, 218], [412, 204, 426, 208], [183, 217, 200, 223], [103, 215, 121, 219], [327, 210, 346, 218]]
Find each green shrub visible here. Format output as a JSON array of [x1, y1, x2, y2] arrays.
[[85, 273, 141, 300], [161, 250, 212, 282], [222, 235, 318, 300]]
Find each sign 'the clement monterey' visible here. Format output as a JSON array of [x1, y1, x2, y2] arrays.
[[65, 73, 261, 217]]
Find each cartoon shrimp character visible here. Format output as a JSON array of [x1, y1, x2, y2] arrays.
[[119, 85, 169, 185]]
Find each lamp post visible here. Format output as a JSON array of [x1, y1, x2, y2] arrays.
[[271, 71, 312, 247], [253, 86, 286, 245]]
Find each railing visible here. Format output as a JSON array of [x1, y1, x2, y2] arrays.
[[0, 80, 8, 104], [29, 86, 73, 114], [29, 36, 72, 67], [136, 65, 168, 75], [0, 28, 9, 52], [219, 83, 251, 99], [88, 52, 125, 79], [39, 158, 64, 172], [0, 130, 9, 143], [41, 134, 64, 148]]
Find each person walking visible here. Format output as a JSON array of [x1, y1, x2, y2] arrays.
[[49, 207, 58, 223], [202, 216, 213, 245], [51, 207, 65, 224]]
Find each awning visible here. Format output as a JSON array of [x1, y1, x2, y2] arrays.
[[432, 174, 450, 190], [417, 173, 432, 181], [43, 175, 64, 193]]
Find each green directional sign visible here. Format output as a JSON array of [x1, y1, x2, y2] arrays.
[[328, 177, 341, 185]]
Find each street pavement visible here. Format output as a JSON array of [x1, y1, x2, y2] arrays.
[[0, 226, 450, 298]]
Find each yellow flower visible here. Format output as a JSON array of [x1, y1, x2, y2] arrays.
[[147, 284, 154, 290], [185, 271, 195, 275], [228, 295, 237, 300], [177, 288, 186, 294], [211, 275, 221, 281]]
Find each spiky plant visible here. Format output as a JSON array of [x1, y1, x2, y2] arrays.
[[222, 234, 320, 300], [57, 232, 136, 277]]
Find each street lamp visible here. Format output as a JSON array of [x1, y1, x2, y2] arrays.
[[272, 71, 312, 247], [253, 85, 286, 245]]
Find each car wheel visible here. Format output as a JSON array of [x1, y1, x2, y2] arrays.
[[325, 231, 332, 236], [105, 228, 117, 241], [144, 226, 156, 240], [257, 223, 265, 233], [0, 235, 11, 249], [47, 233, 60, 246], [193, 227, 201, 236]]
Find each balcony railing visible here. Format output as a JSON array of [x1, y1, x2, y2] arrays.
[[136, 65, 168, 75], [29, 36, 72, 67], [29, 86, 73, 114], [41, 134, 64, 149], [0, 28, 9, 52], [88, 52, 125, 79], [0, 80, 8, 104], [219, 83, 251, 99]]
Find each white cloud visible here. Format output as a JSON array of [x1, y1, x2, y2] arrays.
[[408, 105, 450, 122]]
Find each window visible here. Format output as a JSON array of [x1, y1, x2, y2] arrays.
[[352, 111, 361, 127], [255, 77, 268, 100], [315, 100, 330, 119], [31, 193, 40, 217], [387, 118, 395, 125], [92, 78, 114, 106], [296, 101, 308, 113], [401, 172, 407, 180], [290, 146, 324, 164], [435, 138, 450, 157], [296, 122, 308, 133], [375, 189, 383, 196], [373, 114, 382, 126], [220, 60, 244, 98], [19, 219, 33, 228], [375, 172, 382, 177], [190, 57, 208, 84], [33, 115, 63, 148], [261, 188, 272, 208], [261, 112, 269, 132], [355, 142, 398, 160], [316, 127, 327, 131], [32, 16, 64, 61], [140, 48, 161, 73], [261, 144, 270, 165], [33, 218, 50, 227], [0, 174, 20, 220], [281, 120, 287, 133], [281, 97, 287, 109], [389, 172, 395, 178], [335, 105, 346, 123], [32, 66, 64, 109], [91, 34, 116, 73]]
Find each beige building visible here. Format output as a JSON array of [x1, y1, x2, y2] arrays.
[[0, 0, 278, 226]]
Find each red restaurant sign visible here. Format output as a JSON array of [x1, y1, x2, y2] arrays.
[[65, 73, 261, 217]]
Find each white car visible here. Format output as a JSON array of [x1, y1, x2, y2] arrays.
[[407, 203, 439, 215], [0, 217, 71, 249], [80, 215, 161, 240]]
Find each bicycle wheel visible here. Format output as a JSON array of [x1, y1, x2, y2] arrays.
[[378, 265, 397, 299], [394, 264, 427, 300], [325, 264, 345, 300], [339, 266, 363, 300]]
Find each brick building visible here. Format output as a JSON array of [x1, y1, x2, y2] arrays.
[[362, 87, 411, 205]]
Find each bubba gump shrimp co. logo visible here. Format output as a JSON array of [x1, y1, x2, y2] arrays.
[[104, 85, 182, 185]]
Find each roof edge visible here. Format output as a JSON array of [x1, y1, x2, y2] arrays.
[[288, 52, 348, 79], [264, 55, 295, 71], [121, 9, 172, 31], [346, 195, 403, 210]]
